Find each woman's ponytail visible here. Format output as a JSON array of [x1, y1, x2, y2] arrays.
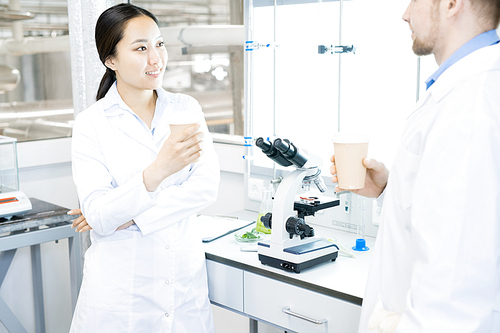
[[96, 68, 116, 101]]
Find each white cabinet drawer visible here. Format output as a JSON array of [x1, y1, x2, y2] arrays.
[[244, 272, 361, 333], [206, 260, 244, 312]]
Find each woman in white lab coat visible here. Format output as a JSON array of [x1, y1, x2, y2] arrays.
[[70, 4, 219, 332]]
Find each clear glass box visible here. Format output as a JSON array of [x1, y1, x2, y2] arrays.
[[0, 135, 20, 193]]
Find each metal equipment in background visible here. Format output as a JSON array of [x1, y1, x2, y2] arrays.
[[0, 135, 31, 218], [0, 64, 21, 94]]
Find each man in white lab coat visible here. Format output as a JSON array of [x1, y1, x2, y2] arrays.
[[331, 0, 500, 331]]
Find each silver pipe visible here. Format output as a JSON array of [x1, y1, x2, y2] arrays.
[[0, 25, 245, 56], [244, 0, 254, 179], [273, 0, 277, 138], [337, 0, 344, 132], [273, 0, 277, 180], [0, 35, 70, 56], [8, 0, 23, 41]]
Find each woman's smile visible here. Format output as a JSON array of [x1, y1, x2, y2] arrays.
[[145, 69, 161, 78]]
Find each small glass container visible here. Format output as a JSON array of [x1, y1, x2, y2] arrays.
[[0, 135, 19, 193]]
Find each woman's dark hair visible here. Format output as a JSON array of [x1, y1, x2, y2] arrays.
[[95, 4, 158, 101]]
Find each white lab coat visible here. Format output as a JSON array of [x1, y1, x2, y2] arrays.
[[70, 83, 220, 333], [359, 43, 500, 332]]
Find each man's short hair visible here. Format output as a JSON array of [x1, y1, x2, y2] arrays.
[[471, 0, 500, 29]]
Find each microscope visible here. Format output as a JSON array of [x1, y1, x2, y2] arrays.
[[255, 137, 340, 273]]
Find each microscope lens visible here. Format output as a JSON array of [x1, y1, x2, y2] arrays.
[[255, 137, 292, 167], [255, 137, 272, 152], [273, 138, 288, 153], [274, 139, 308, 168], [313, 177, 327, 193]]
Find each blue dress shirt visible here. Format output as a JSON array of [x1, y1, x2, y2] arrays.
[[425, 29, 500, 89]]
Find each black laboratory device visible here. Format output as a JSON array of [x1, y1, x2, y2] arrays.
[[254, 137, 292, 167], [255, 137, 309, 168], [255, 136, 341, 273], [273, 138, 308, 168], [260, 197, 340, 240]]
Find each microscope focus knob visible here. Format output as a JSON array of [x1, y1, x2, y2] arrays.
[[298, 223, 312, 239], [261, 213, 272, 229], [285, 217, 305, 238]]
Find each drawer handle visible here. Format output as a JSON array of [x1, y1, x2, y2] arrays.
[[282, 306, 327, 325]]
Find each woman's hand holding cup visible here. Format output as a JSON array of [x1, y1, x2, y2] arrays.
[[143, 123, 203, 191]]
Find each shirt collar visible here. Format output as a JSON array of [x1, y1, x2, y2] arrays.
[[425, 29, 500, 90], [101, 81, 169, 131], [101, 81, 130, 114]]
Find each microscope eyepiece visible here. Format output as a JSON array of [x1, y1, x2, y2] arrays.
[[255, 137, 271, 152], [255, 137, 311, 169], [255, 137, 293, 167], [274, 138, 308, 168]]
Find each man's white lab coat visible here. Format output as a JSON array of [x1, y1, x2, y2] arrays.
[[359, 43, 500, 332], [70, 83, 220, 333]]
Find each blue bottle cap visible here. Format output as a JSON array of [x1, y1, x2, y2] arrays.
[[352, 238, 369, 251]]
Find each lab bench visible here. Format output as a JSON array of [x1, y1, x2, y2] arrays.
[[200, 211, 375, 333], [0, 198, 82, 333]]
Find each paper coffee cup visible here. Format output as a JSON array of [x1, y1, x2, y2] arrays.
[[168, 103, 204, 138], [169, 123, 198, 137], [333, 133, 369, 190], [168, 104, 205, 162]]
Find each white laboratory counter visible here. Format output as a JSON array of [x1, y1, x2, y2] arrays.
[[199, 211, 375, 333]]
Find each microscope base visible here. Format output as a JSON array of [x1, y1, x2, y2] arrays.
[[258, 251, 338, 273]]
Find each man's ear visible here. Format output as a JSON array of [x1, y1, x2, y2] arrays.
[[444, 0, 464, 19], [105, 57, 116, 71]]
